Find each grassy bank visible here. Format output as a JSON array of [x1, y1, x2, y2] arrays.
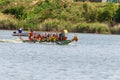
[[0, 0, 120, 34]]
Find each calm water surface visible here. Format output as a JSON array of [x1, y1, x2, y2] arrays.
[[0, 30, 120, 80]]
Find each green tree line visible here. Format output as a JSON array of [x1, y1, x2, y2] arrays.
[[0, 0, 120, 34]]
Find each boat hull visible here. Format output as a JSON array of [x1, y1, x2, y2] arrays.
[[56, 40, 72, 45], [23, 40, 72, 45]]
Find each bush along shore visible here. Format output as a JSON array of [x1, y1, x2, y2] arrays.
[[0, 0, 120, 34]]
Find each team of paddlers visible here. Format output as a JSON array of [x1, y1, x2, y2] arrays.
[[17, 28, 78, 42], [28, 30, 66, 42], [28, 30, 78, 42]]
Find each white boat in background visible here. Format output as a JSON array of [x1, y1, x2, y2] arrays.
[[12, 32, 38, 36]]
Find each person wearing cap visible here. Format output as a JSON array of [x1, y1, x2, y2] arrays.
[[18, 28, 22, 33]]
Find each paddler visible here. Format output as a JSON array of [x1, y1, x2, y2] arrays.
[[59, 29, 67, 41], [28, 30, 34, 41], [18, 28, 22, 34]]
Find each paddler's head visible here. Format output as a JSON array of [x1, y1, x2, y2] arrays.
[[31, 30, 33, 32]]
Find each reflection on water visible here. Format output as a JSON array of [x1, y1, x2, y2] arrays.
[[0, 30, 120, 80]]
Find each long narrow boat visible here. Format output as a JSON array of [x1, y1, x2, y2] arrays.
[[0, 39, 73, 45], [23, 40, 72, 45], [1, 34, 78, 45]]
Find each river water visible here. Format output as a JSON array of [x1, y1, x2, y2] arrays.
[[0, 30, 120, 80]]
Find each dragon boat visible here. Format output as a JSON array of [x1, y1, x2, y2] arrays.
[[22, 35, 78, 45], [0, 36, 78, 45], [22, 39, 73, 45]]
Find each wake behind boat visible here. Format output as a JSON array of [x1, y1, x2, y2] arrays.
[[0, 39, 23, 43]]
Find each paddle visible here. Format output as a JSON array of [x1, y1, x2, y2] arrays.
[[19, 36, 23, 41]]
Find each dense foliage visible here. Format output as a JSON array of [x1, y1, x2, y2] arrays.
[[2, 6, 27, 19], [0, 0, 120, 34]]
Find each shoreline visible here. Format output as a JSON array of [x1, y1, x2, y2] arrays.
[[1, 29, 120, 35]]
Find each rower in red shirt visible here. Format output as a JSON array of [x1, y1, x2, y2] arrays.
[[29, 30, 34, 41]]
